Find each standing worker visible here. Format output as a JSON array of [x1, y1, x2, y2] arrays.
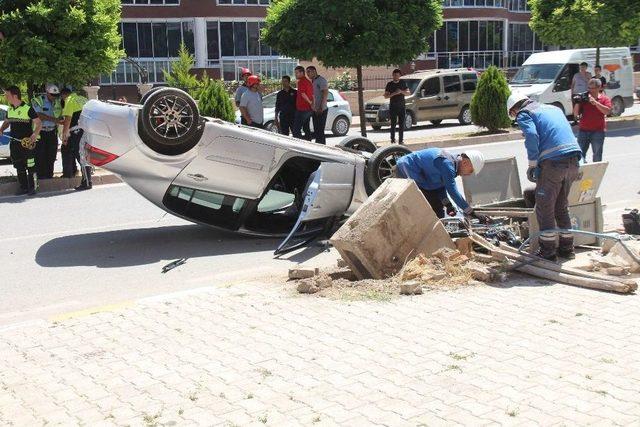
[[33, 84, 62, 179], [60, 88, 91, 191], [274, 75, 297, 136], [239, 75, 264, 129], [507, 92, 583, 261], [0, 86, 42, 195], [306, 66, 329, 145], [393, 147, 487, 221], [384, 69, 411, 145], [292, 66, 314, 140], [235, 68, 252, 123]]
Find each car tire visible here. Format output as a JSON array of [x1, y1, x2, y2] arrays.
[[139, 86, 163, 105], [264, 121, 278, 133], [371, 125, 382, 131], [403, 112, 414, 130], [332, 115, 350, 136], [365, 144, 412, 194], [430, 119, 443, 126], [458, 105, 472, 125], [338, 136, 377, 153], [138, 88, 204, 156], [611, 96, 625, 117]]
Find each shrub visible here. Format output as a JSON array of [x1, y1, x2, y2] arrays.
[[196, 77, 235, 122], [330, 71, 357, 91], [470, 66, 512, 132], [163, 43, 201, 96]]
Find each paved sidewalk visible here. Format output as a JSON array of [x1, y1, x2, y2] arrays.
[[1, 276, 640, 426]]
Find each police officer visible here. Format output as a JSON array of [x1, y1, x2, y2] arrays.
[[33, 84, 62, 179], [60, 88, 91, 191], [0, 86, 42, 195], [507, 92, 583, 261], [394, 147, 487, 220]]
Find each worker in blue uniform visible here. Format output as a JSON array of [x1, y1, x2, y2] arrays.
[[507, 92, 583, 261], [394, 147, 487, 221]]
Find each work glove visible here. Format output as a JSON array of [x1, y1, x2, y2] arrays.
[[467, 209, 491, 224], [443, 201, 457, 217], [526, 166, 540, 183]]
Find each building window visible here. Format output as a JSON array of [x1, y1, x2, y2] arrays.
[[508, 23, 545, 67], [121, 0, 180, 5], [120, 20, 195, 59], [443, 0, 505, 7], [508, 0, 529, 12], [431, 20, 505, 69], [217, 0, 270, 5]]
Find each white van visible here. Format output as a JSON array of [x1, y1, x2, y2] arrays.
[[509, 47, 634, 116]]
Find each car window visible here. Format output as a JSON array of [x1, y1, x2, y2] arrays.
[[262, 92, 277, 108], [462, 73, 477, 92], [164, 185, 246, 229], [327, 92, 334, 102], [257, 189, 295, 213], [554, 64, 580, 92], [421, 77, 440, 97], [443, 75, 461, 93]]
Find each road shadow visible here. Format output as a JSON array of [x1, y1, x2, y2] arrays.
[[36, 224, 323, 269]]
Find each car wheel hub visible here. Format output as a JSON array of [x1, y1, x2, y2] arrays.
[[336, 119, 348, 134], [149, 95, 194, 140], [378, 153, 404, 182]]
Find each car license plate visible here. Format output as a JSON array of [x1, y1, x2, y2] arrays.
[[365, 113, 377, 119]]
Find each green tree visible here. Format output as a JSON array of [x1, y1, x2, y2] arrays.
[[470, 66, 512, 132], [163, 43, 201, 96], [529, 0, 640, 65], [196, 76, 235, 122], [262, 0, 443, 136], [0, 0, 123, 97]]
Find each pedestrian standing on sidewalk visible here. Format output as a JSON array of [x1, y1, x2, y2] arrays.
[[239, 75, 264, 129], [32, 84, 62, 179], [593, 65, 607, 89], [507, 92, 583, 261], [292, 66, 314, 140], [575, 78, 612, 163], [274, 75, 297, 136], [306, 66, 329, 144], [235, 68, 252, 124], [60, 88, 91, 190], [0, 86, 42, 195], [384, 69, 410, 144], [572, 62, 592, 119]]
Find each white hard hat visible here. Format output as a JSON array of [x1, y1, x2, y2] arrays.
[[506, 91, 529, 114], [464, 150, 485, 175], [46, 84, 60, 95]]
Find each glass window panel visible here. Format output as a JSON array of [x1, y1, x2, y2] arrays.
[[479, 21, 487, 51], [182, 21, 195, 54], [122, 23, 138, 57], [486, 21, 494, 51], [427, 32, 435, 53], [167, 22, 182, 56], [259, 22, 271, 56], [207, 22, 220, 60], [446, 21, 458, 52], [443, 75, 461, 92], [464, 0, 473, 5], [469, 21, 478, 51], [247, 0, 258, 4], [436, 26, 446, 52], [459, 21, 469, 51], [137, 23, 153, 57], [233, 22, 247, 56], [152, 23, 168, 57], [524, 24, 533, 50], [247, 22, 260, 56], [220, 22, 234, 56], [494, 21, 503, 50]]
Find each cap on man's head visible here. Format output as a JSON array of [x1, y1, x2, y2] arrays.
[[240, 67, 251, 76], [45, 84, 60, 95]]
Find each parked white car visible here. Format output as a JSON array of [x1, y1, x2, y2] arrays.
[[235, 89, 352, 136], [0, 105, 10, 158]]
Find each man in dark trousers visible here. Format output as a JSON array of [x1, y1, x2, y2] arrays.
[[384, 69, 411, 144], [33, 84, 61, 179], [274, 75, 297, 136], [0, 86, 42, 195], [292, 66, 314, 140], [508, 92, 583, 261], [394, 147, 486, 220], [61, 88, 90, 190], [306, 66, 329, 144]]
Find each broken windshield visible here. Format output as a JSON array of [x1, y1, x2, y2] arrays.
[[511, 64, 563, 84]]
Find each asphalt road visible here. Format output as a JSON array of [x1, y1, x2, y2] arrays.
[[1, 128, 639, 326]]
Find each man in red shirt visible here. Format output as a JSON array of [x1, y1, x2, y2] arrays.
[[292, 66, 314, 140], [576, 78, 612, 162]]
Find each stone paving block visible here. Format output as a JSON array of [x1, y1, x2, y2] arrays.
[[330, 178, 454, 279]]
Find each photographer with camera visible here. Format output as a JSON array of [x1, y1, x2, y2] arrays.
[[575, 78, 612, 163]]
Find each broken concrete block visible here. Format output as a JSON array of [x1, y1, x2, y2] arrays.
[[289, 266, 319, 280], [455, 237, 473, 256], [336, 258, 348, 268], [400, 281, 423, 295], [297, 280, 320, 294], [606, 241, 640, 273], [605, 266, 630, 276], [465, 261, 493, 282], [433, 247, 461, 262], [330, 179, 455, 280]]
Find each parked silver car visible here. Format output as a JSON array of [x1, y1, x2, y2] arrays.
[[235, 89, 352, 136], [80, 88, 407, 253]]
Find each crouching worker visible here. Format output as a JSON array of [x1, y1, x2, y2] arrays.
[[393, 147, 487, 221], [507, 92, 582, 261]]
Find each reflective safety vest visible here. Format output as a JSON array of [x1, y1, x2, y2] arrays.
[[7, 103, 32, 123], [33, 95, 63, 117], [62, 93, 87, 116]]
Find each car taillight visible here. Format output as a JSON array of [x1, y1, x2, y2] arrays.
[[86, 144, 118, 166]]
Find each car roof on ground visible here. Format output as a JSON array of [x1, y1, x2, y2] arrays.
[[402, 69, 477, 80]]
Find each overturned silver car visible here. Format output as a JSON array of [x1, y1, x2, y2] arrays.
[[80, 88, 410, 253]]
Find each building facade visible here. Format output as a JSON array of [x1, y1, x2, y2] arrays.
[[101, 0, 548, 98]]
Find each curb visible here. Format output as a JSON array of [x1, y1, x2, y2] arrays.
[[0, 173, 122, 198]]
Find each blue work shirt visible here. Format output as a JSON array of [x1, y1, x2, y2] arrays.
[[33, 95, 61, 130], [516, 101, 581, 166], [395, 148, 472, 213]]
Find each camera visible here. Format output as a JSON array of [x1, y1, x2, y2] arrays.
[[572, 91, 590, 103]]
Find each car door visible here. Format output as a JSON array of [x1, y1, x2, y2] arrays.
[[415, 77, 445, 122], [441, 74, 463, 118], [552, 64, 579, 114]]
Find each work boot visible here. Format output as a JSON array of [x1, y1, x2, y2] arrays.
[[75, 182, 92, 191], [558, 235, 575, 260], [536, 238, 557, 262], [557, 248, 576, 260], [534, 250, 557, 262]]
